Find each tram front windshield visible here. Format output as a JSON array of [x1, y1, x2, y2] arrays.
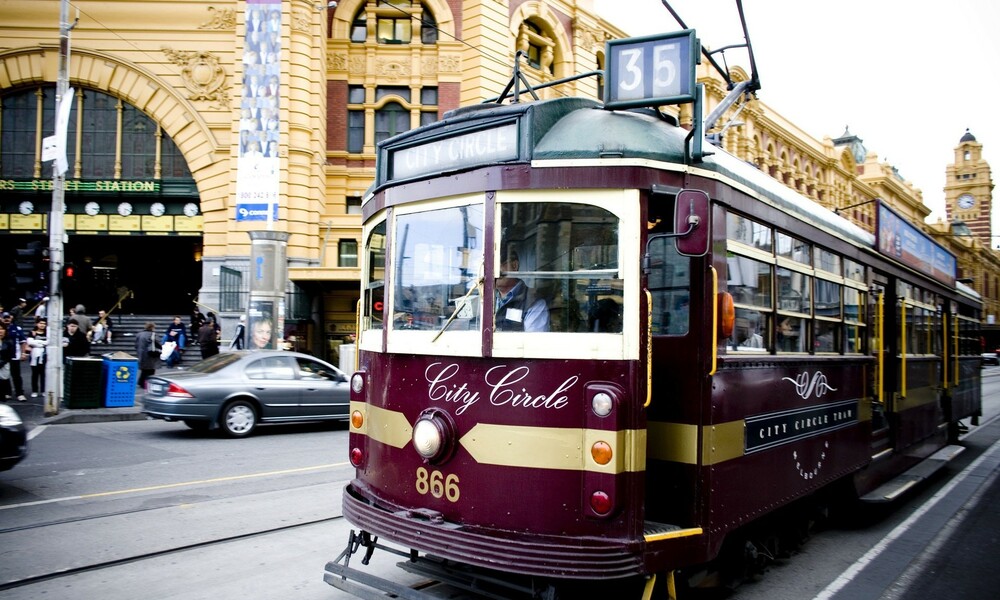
[[362, 192, 632, 358]]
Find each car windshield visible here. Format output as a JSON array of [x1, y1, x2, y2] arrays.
[[187, 352, 244, 373]]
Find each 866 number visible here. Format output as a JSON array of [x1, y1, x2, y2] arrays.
[[415, 467, 460, 502]]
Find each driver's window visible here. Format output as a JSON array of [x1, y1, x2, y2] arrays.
[[497, 202, 621, 333]]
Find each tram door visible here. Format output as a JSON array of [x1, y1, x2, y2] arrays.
[[869, 276, 891, 453]]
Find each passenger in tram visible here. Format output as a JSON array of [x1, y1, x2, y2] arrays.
[[495, 247, 549, 333], [588, 298, 623, 333]]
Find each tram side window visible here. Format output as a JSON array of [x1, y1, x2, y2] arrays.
[[844, 286, 867, 354], [649, 237, 690, 335], [363, 221, 387, 331], [727, 255, 771, 351], [814, 279, 842, 353], [498, 202, 621, 333], [393, 204, 484, 332]]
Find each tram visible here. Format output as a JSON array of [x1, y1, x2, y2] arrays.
[[325, 29, 982, 599]]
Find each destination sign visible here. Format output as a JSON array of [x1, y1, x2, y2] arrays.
[[604, 30, 698, 109], [390, 123, 519, 181]]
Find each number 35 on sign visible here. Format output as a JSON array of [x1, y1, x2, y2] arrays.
[[603, 29, 699, 109]]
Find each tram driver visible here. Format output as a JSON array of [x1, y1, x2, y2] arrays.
[[495, 245, 549, 332]]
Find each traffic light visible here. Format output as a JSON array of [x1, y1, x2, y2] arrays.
[[14, 241, 47, 288], [63, 263, 76, 279]]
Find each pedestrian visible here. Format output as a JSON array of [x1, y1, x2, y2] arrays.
[[198, 317, 220, 359], [72, 304, 93, 339], [162, 316, 187, 367], [135, 322, 160, 388], [229, 315, 246, 350], [0, 324, 15, 401], [90, 309, 113, 344], [62, 318, 91, 359], [9, 298, 27, 328], [190, 310, 205, 344], [27, 318, 48, 398], [0, 312, 28, 401]]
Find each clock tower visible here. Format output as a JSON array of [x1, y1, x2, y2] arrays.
[[945, 129, 995, 246]]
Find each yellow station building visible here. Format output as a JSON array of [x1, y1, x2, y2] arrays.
[[1, 0, 996, 359]]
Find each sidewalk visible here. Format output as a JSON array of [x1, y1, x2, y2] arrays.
[[7, 389, 147, 428]]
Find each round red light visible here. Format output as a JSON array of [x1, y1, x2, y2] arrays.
[[350, 447, 363, 467], [590, 490, 612, 515]]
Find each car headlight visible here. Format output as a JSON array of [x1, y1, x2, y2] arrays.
[[0, 404, 23, 427]]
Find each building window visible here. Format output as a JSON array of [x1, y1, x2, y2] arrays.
[[375, 102, 409, 145], [347, 110, 365, 153], [351, 2, 437, 46], [339, 239, 359, 267], [347, 85, 437, 153], [516, 21, 554, 75], [376, 86, 411, 102], [1, 85, 190, 180], [346, 196, 362, 215], [350, 11, 367, 43], [420, 9, 438, 44]]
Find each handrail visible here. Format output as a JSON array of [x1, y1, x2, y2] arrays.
[[710, 266, 718, 376], [900, 298, 907, 399], [953, 315, 960, 386], [644, 289, 653, 408], [876, 292, 884, 406], [941, 313, 949, 391]]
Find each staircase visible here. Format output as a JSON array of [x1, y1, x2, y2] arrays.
[[87, 314, 199, 366]]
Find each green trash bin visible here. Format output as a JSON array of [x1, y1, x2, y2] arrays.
[[64, 357, 103, 408], [102, 351, 139, 407]]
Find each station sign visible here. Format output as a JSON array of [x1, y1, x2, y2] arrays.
[[604, 30, 699, 110]]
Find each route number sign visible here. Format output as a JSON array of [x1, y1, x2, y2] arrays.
[[604, 30, 699, 110]]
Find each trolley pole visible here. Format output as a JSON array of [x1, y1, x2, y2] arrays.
[[44, 0, 76, 416]]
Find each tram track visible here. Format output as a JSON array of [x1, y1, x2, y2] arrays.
[[0, 513, 345, 592]]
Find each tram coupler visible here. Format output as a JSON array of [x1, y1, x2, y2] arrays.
[[325, 529, 433, 599]]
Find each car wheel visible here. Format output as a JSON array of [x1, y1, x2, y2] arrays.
[[221, 400, 258, 438], [183, 420, 210, 431]]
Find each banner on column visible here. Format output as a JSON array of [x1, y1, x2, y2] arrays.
[[236, 0, 282, 221]]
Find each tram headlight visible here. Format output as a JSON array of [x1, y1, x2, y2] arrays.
[[412, 419, 442, 459], [351, 372, 365, 394], [411, 408, 456, 463], [592, 392, 613, 417]]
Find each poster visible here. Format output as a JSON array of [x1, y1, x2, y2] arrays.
[[248, 299, 274, 350]]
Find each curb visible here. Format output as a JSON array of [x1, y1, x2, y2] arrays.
[[39, 408, 149, 425]]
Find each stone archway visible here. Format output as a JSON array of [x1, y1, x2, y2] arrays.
[[0, 46, 223, 193]]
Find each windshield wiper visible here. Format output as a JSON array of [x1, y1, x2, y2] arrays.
[[432, 276, 484, 343]]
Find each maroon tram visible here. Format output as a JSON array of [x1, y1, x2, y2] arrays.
[[326, 30, 982, 599]]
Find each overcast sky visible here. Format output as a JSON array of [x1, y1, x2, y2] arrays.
[[595, 0, 1000, 239]]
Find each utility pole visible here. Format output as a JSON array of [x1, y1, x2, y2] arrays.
[[44, 0, 76, 416]]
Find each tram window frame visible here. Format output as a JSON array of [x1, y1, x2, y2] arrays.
[[362, 219, 387, 333], [725, 210, 866, 356], [776, 232, 811, 266], [496, 199, 623, 335]]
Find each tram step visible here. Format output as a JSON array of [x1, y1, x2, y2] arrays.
[[860, 444, 965, 503], [643, 521, 682, 538]]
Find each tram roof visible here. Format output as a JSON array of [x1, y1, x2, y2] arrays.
[[526, 99, 876, 252]]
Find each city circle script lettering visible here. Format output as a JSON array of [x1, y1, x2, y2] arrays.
[[424, 362, 577, 416], [391, 123, 518, 181]]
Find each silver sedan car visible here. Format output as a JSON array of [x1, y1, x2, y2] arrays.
[[142, 351, 351, 437]]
